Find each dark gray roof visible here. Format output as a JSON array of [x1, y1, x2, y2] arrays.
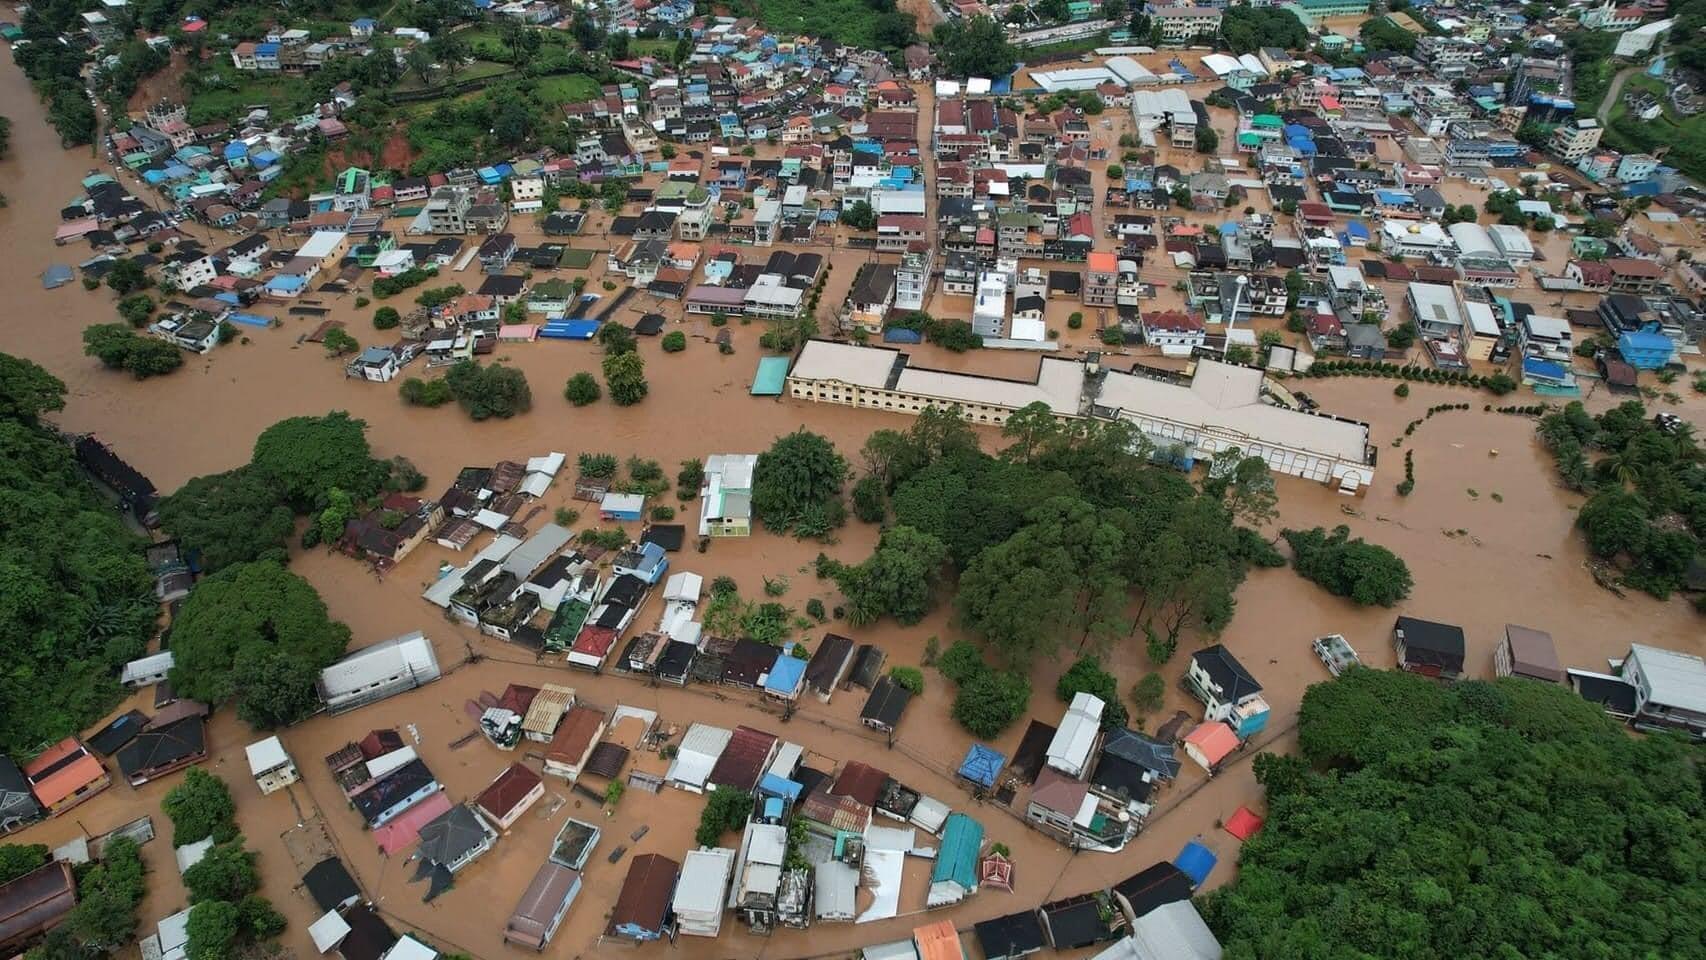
[[417, 804, 491, 866], [1191, 644, 1261, 700]]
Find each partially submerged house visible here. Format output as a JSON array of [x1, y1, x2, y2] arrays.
[[1184, 645, 1269, 740], [22, 739, 110, 817], [606, 853, 679, 942], [672, 846, 736, 938], [505, 861, 582, 950], [927, 813, 984, 908], [859, 675, 912, 738], [476, 763, 545, 831], [245, 736, 298, 795], [544, 705, 607, 781], [1181, 722, 1239, 775], [116, 711, 208, 786], [1494, 625, 1564, 684], [665, 723, 733, 793], [318, 631, 442, 714], [1620, 643, 1706, 739], [1046, 693, 1104, 779], [1392, 616, 1466, 680], [0, 861, 76, 954], [0, 758, 43, 835], [416, 804, 496, 874]]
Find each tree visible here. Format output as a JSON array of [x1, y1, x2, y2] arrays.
[[832, 526, 948, 626], [1281, 525, 1413, 607], [1576, 487, 1648, 558], [252, 412, 387, 511], [931, 16, 1018, 79], [1201, 670, 1706, 960], [372, 307, 400, 330], [168, 561, 351, 727], [752, 430, 848, 533], [84, 324, 183, 379], [400, 377, 454, 407], [1205, 449, 1279, 529], [1223, 343, 1253, 365], [117, 293, 154, 327], [598, 322, 637, 356], [1055, 657, 1129, 729], [322, 328, 359, 356], [694, 788, 752, 846], [602, 350, 649, 406], [1132, 671, 1165, 715], [0, 353, 65, 424], [444, 360, 533, 420], [186, 901, 241, 960], [163, 769, 237, 847], [183, 842, 259, 904], [851, 473, 887, 523], [0, 845, 48, 885], [236, 896, 285, 940], [1195, 125, 1219, 154], [677, 458, 704, 498], [952, 669, 1030, 739], [564, 371, 601, 406], [840, 200, 876, 230], [56, 836, 146, 951], [103, 258, 149, 294], [661, 330, 687, 353]]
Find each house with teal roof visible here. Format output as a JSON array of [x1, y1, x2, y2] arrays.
[[927, 813, 984, 908]]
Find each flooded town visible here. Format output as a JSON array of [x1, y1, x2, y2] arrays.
[[0, 1, 1703, 960]]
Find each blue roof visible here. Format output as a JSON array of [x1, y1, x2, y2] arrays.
[[540, 319, 600, 339], [1523, 357, 1567, 380], [1345, 220, 1370, 239], [958, 744, 1004, 788], [764, 653, 807, 696], [931, 814, 984, 887], [752, 356, 789, 395], [1218, 222, 1240, 236], [42, 265, 73, 289], [1176, 840, 1218, 887], [762, 796, 785, 820], [265, 275, 305, 292], [224, 141, 248, 158], [352, 17, 377, 27], [1375, 190, 1411, 204], [758, 773, 802, 801], [255, 42, 279, 55]]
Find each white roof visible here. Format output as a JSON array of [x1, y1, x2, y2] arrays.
[[934, 79, 960, 97], [863, 824, 916, 852], [519, 473, 551, 498], [174, 838, 214, 875], [1487, 223, 1534, 256], [1523, 313, 1571, 340], [815, 860, 859, 920], [319, 631, 440, 698], [859, 847, 905, 921], [861, 939, 920, 960], [367, 746, 416, 780], [157, 908, 192, 960], [381, 935, 437, 960], [1381, 219, 1449, 246], [1237, 53, 1268, 76], [1126, 901, 1223, 960], [663, 572, 703, 602], [309, 911, 351, 954], [1447, 221, 1497, 256], [1032, 67, 1117, 92], [372, 250, 413, 269], [600, 491, 646, 512], [1132, 88, 1193, 122], [1047, 692, 1105, 773], [704, 453, 757, 488], [1407, 282, 1462, 327], [526, 451, 566, 476], [244, 736, 290, 776], [298, 230, 347, 260], [1010, 315, 1046, 342], [1201, 53, 1241, 76], [1326, 264, 1364, 290], [892, 355, 1083, 417], [965, 77, 991, 95], [767, 741, 803, 779], [502, 524, 572, 578], [1463, 300, 1500, 337], [673, 847, 735, 919], [1097, 360, 1371, 464], [1106, 56, 1156, 84], [667, 723, 732, 787], [121, 651, 174, 683], [1629, 644, 1706, 712]]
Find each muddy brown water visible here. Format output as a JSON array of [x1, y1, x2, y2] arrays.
[[4, 43, 1704, 960]]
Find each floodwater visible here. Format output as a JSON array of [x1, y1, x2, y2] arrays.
[[4, 42, 1705, 960]]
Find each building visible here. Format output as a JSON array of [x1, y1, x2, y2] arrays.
[[1150, 6, 1223, 43], [927, 813, 984, 907], [1550, 119, 1604, 162], [116, 713, 207, 786], [245, 736, 298, 795], [673, 847, 736, 938], [1047, 693, 1104, 779], [22, 739, 110, 817], [786, 341, 1376, 491], [0, 861, 77, 955], [1119, 900, 1223, 960], [0, 758, 43, 835], [1494, 625, 1564, 684], [505, 862, 582, 950], [544, 706, 607, 781], [698, 454, 757, 537], [1393, 616, 1466, 680], [416, 804, 497, 873], [1620, 644, 1706, 739], [476, 763, 545, 830], [1084, 251, 1119, 307], [896, 244, 933, 312], [1615, 18, 1673, 57], [607, 853, 679, 941], [318, 631, 442, 714], [1185, 645, 1269, 739], [1181, 721, 1238, 774], [1140, 311, 1205, 356]]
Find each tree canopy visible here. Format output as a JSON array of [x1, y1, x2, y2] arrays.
[[828, 525, 948, 626], [251, 412, 389, 511], [156, 468, 296, 574], [751, 430, 849, 535], [1281, 525, 1414, 607], [163, 769, 238, 847], [1202, 668, 1706, 959], [602, 350, 648, 406], [0, 355, 155, 757], [444, 360, 533, 420], [25, 836, 147, 958], [931, 16, 1017, 79], [1219, 6, 1307, 54], [167, 561, 351, 728]]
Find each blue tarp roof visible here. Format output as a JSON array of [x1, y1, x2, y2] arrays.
[[758, 773, 802, 801], [540, 319, 600, 339], [1345, 220, 1370, 239], [228, 312, 272, 327], [255, 42, 279, 55], [764, 654, 807, 696], [958, 744, 1004, 788], [1176, 840, 1218, 887], [1523, 357, 1567, 380]]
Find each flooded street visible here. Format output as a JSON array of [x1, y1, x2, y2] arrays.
[[4, 41, 1705, 960]]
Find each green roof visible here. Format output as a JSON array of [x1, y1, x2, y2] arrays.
[[1253, 114, 1283, 128], [752, 356, 789, 396], [930, 813, 984, 888]]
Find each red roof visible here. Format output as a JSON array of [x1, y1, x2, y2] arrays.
[[571, 626, 618, 659], [22, 739, 107, 808], [372, 791, 453, 855], [706, 725, 777, 792], [878, 214, 928, 231], [1225, 805, 1264, 841], [1145, 310, 1203, 333], [1570, 260, 1614, 284], [477, 763, 544, 821], [1308, 310, 1344, 337], [1184, 722, 1239, 767], [1606, 256, 1664, 279], [546, 706, 606, 767], [830, 760, 888, 806], [1298, 202, 1335, 222], [1087, 250, 1118, 273]]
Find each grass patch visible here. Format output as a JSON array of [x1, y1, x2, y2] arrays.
[[393, 60, 515, 94], [560, 248, 597, 269], [533, 73, 602, 103], [755, 0, 888, 49]]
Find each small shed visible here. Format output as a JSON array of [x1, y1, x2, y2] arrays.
[[859, 676, 912, 735], [1174, 840, 1218, 888], [1181, 722, 1238, 774], [1224, 806, 1263, 841], [1393, 615, 1466, 679], [957, 744, 1005, 792], [762, 653, 807, 703], [1495, 624, 1564, 683], [120, 652, 175, 688], [599, 492, 646, 521]]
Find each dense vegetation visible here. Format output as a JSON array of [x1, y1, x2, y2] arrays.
[[1056, 656, 1129, 730], [444, 359, 533, 420], [159, 412, 414, 568], [695, 787, 753, 846], [164, 768, 239, 847], [0, 354, 155, 759], [1281, 525, 1414, 607], [1539, 401, 1703, 604], [751, 429, 850, 537], [932, 16, 1018, 80], [24, 836, 148, 960], [82, 325, 185, 379], [739, 0, 916, 53], [1218, 6, 1307, 55], [11, 0, 99, 146], [168, 560, 352, 728], [1202, 668, 1706, 959]]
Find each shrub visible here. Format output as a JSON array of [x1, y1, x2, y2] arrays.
[[1394, 383, 1410, 398], [554, 507, 580, 527], [1067, 312, 1084, 330], [1100, 326, 1126, 346], [1132, 672, 1165, 715], [952, 670, 1030, 738], [354, 296, 370, 308], [938, 638, 987, 685], [805, 598, 826, 622], [399, 377, 453, 407], [889, 666, 924, 694], [372, 307, 400, 330], [661, 330, 687, 352], [563, 372, 601, 406], [650, 505, 675, 521]]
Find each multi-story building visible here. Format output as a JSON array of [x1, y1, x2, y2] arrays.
[[1083, 251, 1118, 307], [1619, 644, 1706, 739], [1550, 118, 1604, 161], [1406, 281, 1469, 370], [425, 187, 471, 235], [1415, 36, 1481, 79], [1615, 153, 1658, 182], [1149, 6, 1223, 43], [895, 244, 933, 312]]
